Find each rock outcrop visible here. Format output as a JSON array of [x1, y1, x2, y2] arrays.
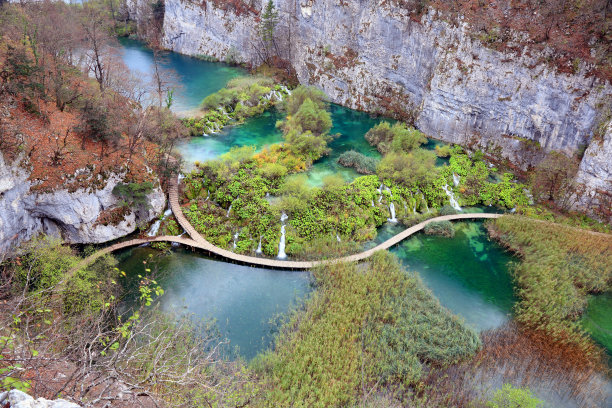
[[129, 0, 611, 218], [0, 153, 165, 254], [575, 122, 612, 221], [0, 390, 80, 408]]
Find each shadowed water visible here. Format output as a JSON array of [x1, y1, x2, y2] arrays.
[[117, 247, 311, 360]]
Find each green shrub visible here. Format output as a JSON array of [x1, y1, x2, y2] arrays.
[[283, 85, 328, 116], [337, 150, 379, 174], [365, 122, 426, 154], [487, 384, 543, 408], [284, 97, 332, 135], [112, 181, 154, 210]]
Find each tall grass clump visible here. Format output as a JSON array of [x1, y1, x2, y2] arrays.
[[256, 251, 479, 407], [488, 215, 612, 355]]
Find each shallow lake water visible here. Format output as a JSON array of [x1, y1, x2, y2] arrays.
[[116, 246, 311, 360]]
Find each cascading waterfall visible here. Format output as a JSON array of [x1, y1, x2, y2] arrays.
[[388, 202, 397, 222], [147, 208, 173, 237], [453, 173, 461, 187], [205, 190, 210, 201], [336, 234, 341, 242], [384, 186, 397, 222], [277, 212, 289, 259], [422, 193, 429, 212], [371, 198, 375, 207], [226, 203, 233, 217], [442, 184, 462, 211], [255, 236, 263, 254], [233, 232, 239, 249]]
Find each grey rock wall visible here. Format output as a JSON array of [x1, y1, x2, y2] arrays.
[[0, 152, 165, 254], [132, 0, 611, 218]]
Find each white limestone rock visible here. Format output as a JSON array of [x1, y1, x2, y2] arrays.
[[0, 390, 81, 408], [0, 152, 166, 254]]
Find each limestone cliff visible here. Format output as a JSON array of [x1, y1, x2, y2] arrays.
[[130, 0, 611, 218], [0, 152, 165, 254]]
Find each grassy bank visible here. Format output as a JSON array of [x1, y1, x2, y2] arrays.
[[488, 216, 612, 357]]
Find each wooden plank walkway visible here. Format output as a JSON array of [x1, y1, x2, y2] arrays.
[[75, 174, 501, 270]]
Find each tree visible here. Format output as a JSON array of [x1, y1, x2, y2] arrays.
[[258, 0, 279, 61], [531, 151, 578, 207], [285, 97, 332, 135], [79, 3, 115, 92]]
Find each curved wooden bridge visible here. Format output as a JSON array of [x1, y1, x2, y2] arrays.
[[79, 175, 502, 270]]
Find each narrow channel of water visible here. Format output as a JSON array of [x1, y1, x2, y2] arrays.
[[116, 247, 311, 360]]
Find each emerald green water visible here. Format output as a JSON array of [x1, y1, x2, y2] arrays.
[[175, 108, 285, 168], [582, 292, 612, 357], [392, 221, 517, 332], [116, 247, 311, 360], [117, 38, 244, 112]]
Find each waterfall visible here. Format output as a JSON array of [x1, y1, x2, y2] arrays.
[[442, 184, 462, 211], [226, 203, 232, 217], [147, 208, 173, 237], [388, 202, 397, 223], [422, 193, 429, 212], [218, 107, 230, 119], [453, 173, 461, 187], [336, 234, 341, 242], [233, 232, 239, 249], [205, 190, 210, 201], [371, 199, 374, 207], [277, 212, 289, 259], [255, 236, 263, 254], [510, 207, 516, 213]]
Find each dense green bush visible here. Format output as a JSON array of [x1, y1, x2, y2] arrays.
[[365, 122, 427, 154], [377, 149, 438, 188], [284, 97, 332, 135], [486, 384, 543, 408], [283, 85, 328, 116], [337, 150, 379, 174], [258, 252, 479, 407], [112, 181, 154, 210]]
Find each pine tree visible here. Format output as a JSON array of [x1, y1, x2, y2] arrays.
[[260, 0, 278, 46]]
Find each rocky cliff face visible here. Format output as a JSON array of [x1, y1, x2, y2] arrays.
[[135, 0, 611, 218], [0, 153, 165, 254]]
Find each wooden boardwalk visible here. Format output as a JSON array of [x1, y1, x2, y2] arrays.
[[76, 174, 501, 270]]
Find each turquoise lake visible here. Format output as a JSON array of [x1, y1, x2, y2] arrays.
[[117, 39, 611, 369]]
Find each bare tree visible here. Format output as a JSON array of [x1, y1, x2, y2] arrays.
[[79, 3, 116, 92]]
